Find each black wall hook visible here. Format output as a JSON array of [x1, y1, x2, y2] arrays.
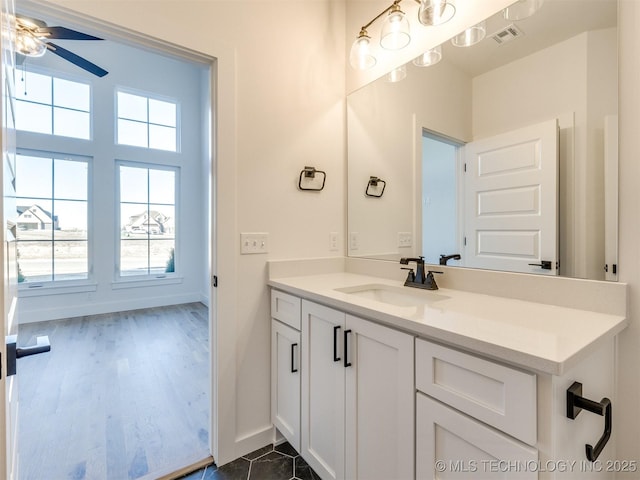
[[566, 381, 612, 462]]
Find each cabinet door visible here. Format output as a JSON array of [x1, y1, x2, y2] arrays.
[[417, 393, 537, 480], [345, 315, 414, 480], [301, 301, 346, 480], [271, 319, 301, 451]]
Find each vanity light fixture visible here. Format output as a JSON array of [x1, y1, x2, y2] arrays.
[[503, 0, 545, 21], [349, 0, 455, 70], [413, 44, 442, 67], [451, 20, 486, 47]]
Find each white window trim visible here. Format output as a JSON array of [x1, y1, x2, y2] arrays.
[[16, 148, 93, 289], [114, 160, 180, 282], [115, 86, 181, 153], [15, 66, 94, 141]]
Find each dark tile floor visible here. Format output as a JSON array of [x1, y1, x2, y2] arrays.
[[179, 442, 320, 480]]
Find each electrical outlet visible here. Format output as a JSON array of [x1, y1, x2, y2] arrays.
[[350, 232, 359, 250], [398, 232, 412, 248], [329, 232, 339, 251], [240, 233, 269, 254]]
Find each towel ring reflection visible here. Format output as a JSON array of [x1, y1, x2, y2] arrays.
[[365, 176, 386, 198]]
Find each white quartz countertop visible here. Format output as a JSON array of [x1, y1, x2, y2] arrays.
[[268, 273, 628, 375]]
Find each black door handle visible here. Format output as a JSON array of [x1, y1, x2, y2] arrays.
[[344, 329, 352, 368], [528, 260, 552, 270], [6, 335, 51, 377], [333, 325, 341, 362]]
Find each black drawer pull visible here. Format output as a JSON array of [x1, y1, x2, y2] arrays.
[[291, 343, 298, 373], [333, 325, 341, 362]]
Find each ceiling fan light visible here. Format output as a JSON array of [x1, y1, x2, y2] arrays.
[[413, 45, 442, 67], [349, 31, 376, 70], [503, 0, 545, 21], [16, 33, 46, 57], [380, 5, 411, 50], [418, 0, 456, 26], [451, 20, 486, 47]]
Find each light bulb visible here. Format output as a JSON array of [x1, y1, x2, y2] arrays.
[[349, 31, 376, 70]]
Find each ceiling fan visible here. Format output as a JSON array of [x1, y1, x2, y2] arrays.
[[15, 15, 108, 77]]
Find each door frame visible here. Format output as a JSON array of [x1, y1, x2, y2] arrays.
[[6, 0, 223, 473]]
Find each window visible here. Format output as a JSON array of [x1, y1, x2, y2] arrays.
[[119, 163, 177, 277], [15, 71, 91, 139], [116, 91, 178, 152], [16, 152, 89, 283]]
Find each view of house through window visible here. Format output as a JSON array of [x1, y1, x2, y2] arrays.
[[119, 163, 177, 276], [15, 152, 89, 283]]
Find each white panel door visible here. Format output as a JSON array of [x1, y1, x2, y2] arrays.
[[416, 393, 538, 480], [301, 301, 345, 480], [464, 119, 558, 275], [344, 315, 414, 480], [271, 319, 301, 452]]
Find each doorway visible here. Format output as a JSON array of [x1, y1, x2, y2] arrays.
[[12, 7, 215, 479]]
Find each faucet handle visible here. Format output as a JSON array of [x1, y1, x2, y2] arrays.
[[401, 267, 415, 283]]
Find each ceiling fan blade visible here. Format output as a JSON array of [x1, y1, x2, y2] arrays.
[[36, 26, 103, 41], [46, 42, 108, 77]]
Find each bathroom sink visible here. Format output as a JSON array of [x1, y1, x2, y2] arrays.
[[335, 284, 449, 307]]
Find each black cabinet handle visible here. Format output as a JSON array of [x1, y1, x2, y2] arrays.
[[333, 325, 341, 362], [567, 381, 612, 462], [291, 343, 298, 373], [344, 329, 352, 368]]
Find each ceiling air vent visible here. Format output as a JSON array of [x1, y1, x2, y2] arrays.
[[491, 24, 524, 45]]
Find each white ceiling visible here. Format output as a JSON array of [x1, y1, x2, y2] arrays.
[[435, 0, 617, 77]]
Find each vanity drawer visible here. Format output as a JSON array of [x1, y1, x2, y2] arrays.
[[271, 290, 301, 330], [416, 338, 537, 446]]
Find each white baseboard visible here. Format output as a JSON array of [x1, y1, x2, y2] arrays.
[[18, 292, 203, 324]]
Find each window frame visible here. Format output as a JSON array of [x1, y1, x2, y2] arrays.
[[115, 87, 181, 153], [15, 148, 94, 291], [115, 160, 180, 282], [14, 66, 93, 141]]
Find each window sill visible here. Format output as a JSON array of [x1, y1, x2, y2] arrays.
[[111, 275, 183, 290], [19, 282, 98, 297]]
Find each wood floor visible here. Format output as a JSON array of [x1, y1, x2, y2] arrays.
[[17, 303, 210, 480]]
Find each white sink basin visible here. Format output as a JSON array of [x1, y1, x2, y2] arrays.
[[335, 284, 449, 307]]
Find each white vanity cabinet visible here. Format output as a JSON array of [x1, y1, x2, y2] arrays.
[[300, 299, 414, 480], [271, 290, 302, 451], [415, 338, 538, 479]]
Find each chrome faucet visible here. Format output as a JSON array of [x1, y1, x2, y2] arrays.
[[400, 257, 442, 290]]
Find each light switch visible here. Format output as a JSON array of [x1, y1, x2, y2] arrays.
[[240, 233, 269, 254]]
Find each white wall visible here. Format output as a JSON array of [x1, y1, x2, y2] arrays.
[[21, 0, 346, 466], [616, 0, 640, 473], [16, 34, 210, 323]]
